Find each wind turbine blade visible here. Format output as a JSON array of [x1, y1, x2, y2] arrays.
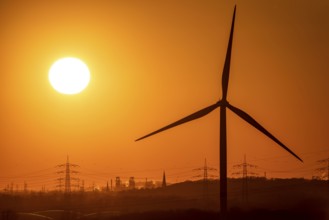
[[227, 103, 303, 162], [222, 5, 236, 100], [135, 102, 221, 141]]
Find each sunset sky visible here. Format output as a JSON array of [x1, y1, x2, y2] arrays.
[[1, 0, 329, 190]]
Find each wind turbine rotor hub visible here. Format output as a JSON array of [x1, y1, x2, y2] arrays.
[[218, 100, 229, 106]]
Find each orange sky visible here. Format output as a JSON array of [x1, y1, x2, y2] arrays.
[[1, 0, 329, 190]]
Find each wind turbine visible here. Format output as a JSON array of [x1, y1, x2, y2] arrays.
[[135, 6, 303, 213]]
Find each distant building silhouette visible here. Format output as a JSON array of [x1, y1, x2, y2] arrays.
[[116, 177, 121, 190], [144, 178, 154, 189], [106, 181, 110, 192], [129, 177, 136, 189]]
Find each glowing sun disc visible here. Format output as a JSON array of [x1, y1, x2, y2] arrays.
[[49, 57, 90, 94]]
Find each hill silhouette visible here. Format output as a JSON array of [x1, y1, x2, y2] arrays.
[[0, 178, 328, 219]]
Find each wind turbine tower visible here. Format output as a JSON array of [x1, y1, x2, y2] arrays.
[[136, 6, 302, 214]]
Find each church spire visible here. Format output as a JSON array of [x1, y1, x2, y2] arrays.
[[162, 171, 166, 187]]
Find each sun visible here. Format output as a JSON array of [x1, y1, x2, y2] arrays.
[[49, 57, 90, 95]]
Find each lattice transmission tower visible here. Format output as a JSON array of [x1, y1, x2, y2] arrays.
[[193, 158, 217, 206], [193, 158, 217, 181], [315, 157, 329, 181], [56, 156, 80, 193], [232, 155, 258, 203]]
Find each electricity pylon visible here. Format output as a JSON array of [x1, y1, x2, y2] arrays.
[[316, 157, 329, 181], [193, 158, 217, 181], [232, 155, 258, 203], [193, 158, 217, 206], [56, 156, 79, 193]]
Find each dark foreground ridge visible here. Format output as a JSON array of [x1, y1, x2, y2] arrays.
[[83, 209, 326, 220], [0, 179, 328, 219], [1, 208, 327, 220]]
